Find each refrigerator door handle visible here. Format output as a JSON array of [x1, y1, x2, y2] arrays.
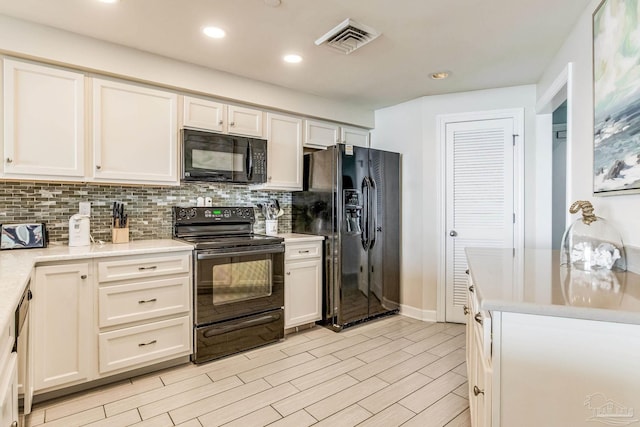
[[361, 177, 370, 250], [369, 176, 377, 250]]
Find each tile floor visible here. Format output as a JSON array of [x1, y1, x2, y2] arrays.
[[26, 315, 471, 427]]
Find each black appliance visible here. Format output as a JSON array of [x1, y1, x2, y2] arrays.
[[293, 145, 401, 330], [181, 129, 267, 184], [173, 206, 284, 364]]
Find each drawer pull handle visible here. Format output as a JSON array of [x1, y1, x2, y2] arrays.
[[138, 298, 157, 304], [465, 269, 469, 275], [463, 305, 469, 315], [298, 250, 310, 254], [474, 313, 483, 325], [469, 285, 474, 293], [138, 266, 158, 271], [81, 275, 87, 279], [138, 340, 157, 347], [473, 385, 484, 396]]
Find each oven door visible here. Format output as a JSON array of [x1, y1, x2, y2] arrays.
[[194, 244, 284, 325]]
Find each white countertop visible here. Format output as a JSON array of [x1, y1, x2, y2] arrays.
[[0, 239, 193, 336], [466, 247, 640, 324], [276, 233, 325, 242]]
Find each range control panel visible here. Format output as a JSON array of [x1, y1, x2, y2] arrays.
[[173, 206, 255, 223]]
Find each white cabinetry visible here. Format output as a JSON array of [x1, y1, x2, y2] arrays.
[[303, 120, 370, 149], [96, 253, 191, 375], [465, 277, 492, 427], [304, 119, 340, 149], [2, 58, 85, 179], [30, 251, 191, 396], [183, 96, 264, 137], [260, 113, 303, 190], [284, 240, 323, 329], [0, 312, 17, 427], [340, 125, 369, 147], [92, 78, 178, 185], [32, 263, 92, 392]]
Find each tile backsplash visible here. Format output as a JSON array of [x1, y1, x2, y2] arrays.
[[0, 181, 291, 244]]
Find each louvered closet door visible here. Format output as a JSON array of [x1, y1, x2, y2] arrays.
[[445, 118, 514, 323]]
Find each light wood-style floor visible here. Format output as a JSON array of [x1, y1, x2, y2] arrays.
[[26, 315, 471, 427]]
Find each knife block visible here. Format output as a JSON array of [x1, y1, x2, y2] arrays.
[[111, 227, 129, 244]]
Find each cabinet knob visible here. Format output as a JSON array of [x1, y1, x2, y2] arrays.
[[219, 120, 224, 125], [11, 421, 18, 427], [96, 165, 101, 170], [463, 305, 469, 315], [449, 230, 457, 237], [230, 122, 235, 127], [473, 385, 485, 396], [80, 275, 87, 279], [286, 271, 291, 275], [469, 285, 474, 293], [6, 157, 12, 163], [474, 313, 483, 325], [465, 269, 469, 275]]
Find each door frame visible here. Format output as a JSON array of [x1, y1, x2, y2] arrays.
[[436, 108, 525, 322], [534, 62, 573, 249]]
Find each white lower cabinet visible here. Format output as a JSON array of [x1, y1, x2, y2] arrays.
[[0, 316, 17, 427], [32, 263, 92, 392], [31, 251, 192, 396], [465, 273, 640, 427], [284, 240, 323, 329]]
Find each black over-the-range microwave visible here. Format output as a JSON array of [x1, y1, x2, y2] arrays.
[[181, 128, 267, 184]]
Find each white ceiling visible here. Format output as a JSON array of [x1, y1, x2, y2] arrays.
[[0, 0, 591, 110]]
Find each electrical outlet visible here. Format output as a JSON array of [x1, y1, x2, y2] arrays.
[[79, 202, 91, 217]]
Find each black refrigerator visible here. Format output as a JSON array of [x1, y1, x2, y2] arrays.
[[292, 144, 400, 330]]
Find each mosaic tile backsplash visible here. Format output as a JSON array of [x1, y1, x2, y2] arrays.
[[0, 181, 292, 244]]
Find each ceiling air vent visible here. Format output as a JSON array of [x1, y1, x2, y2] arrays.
[[314, 18, 380, 55]]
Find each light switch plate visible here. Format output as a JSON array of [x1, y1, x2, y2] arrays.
[[79, 202, 91, 217]]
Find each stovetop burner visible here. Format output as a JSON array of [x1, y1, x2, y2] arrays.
[[172, 206, 283, 250]]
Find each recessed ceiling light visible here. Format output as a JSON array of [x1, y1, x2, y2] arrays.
[[283, 54, 302, 64], [430, 71, 450, 80], [203, 26, 226, 39]]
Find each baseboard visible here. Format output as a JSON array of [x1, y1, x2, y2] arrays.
[[399, 304, 437, 322]]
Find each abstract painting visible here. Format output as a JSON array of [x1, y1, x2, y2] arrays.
[[593, 0, 640, 194]]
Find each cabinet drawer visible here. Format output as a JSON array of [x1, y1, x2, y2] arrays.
[[98, 253, 190, 283], [98, 276, 190, 328], [285, 242, 321, 261], [98, 316, 190, 373]]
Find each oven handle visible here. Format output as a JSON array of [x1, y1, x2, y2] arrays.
[[196, 245, 284, 260], [203, 311, 282, 338]]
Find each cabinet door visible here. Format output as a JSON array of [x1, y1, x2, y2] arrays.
[[183, 96, 226, 133], [340, 125, 369, 147], [228, 105, 263, 137], [0, 353, 18, 427], [3, 59, 85, 178], [92, 78, 178, 185], [263, 113, 303, 190], [33, 263, 92, 392], [285, 259, 322, 328], [304, 119, 340, 149], [17, 311, 32, 415]]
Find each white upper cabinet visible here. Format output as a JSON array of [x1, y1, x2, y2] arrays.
[[183, 96, 264, 138], [92, 78, 179, 185], [340, 125, 370, 147], [227, 105, 263, 137], [304, 119, 340, 149], [2, 59, 85, 179], [261, 113, 303, 190], [183, 96, 226, 133]]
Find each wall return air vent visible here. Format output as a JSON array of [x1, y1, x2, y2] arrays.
[[314, 18, 380, 54]]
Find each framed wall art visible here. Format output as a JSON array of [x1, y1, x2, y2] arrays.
[[593, 0, 640, 195]]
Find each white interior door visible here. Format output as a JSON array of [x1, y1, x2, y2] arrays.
[[445, 118, 515, 323]]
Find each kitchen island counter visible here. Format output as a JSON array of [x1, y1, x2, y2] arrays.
[[466, 247, 640, 325], [0, 239, 193, 338]]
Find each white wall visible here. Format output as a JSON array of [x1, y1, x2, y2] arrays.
[[537, 0, 640, 249], [372, 85, 537, 316], [0, 14, 374, 128]]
